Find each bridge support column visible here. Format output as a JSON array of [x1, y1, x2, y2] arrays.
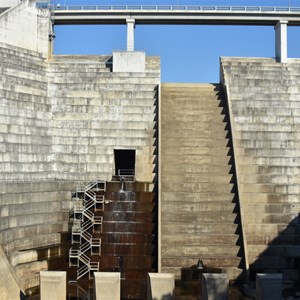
[[275, 20, 288, 62], [127, 18, 135, 51]]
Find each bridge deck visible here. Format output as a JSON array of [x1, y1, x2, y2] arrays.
[[36, 4, 300, 26]]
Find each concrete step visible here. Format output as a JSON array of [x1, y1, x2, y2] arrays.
[[162, 223, 238, 234], [162, 211, 237, 223], [162, 191, 235, 202], [162, 233, 239, 245], [161, 182, 233, 193], [162, 256, 242, 270], [248, 244, 300, 258], [162, 245, 240, 257], [4, 233, 62, 256], [247, 234, 300, 245], [0, 222, 68, 244]]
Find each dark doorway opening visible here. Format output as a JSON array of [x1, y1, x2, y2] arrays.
[[114, 149, 136, 177]]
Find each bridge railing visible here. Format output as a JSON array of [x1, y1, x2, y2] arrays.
[[35, 4, 300, 13]]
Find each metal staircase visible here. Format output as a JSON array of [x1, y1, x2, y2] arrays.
[[69, 180, 106, 280]]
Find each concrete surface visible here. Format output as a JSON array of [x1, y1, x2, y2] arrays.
[[147, 273, 175, 300], [256, 273, 282, 300], [202, 273, 228, 300], [40, 271, 66, 300], [94, 272, 120, 300]]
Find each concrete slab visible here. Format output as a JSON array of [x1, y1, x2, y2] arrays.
[[113, 51, 145, 73], [40, 271, 66, 300], [147, 273, 175, 300], [202, 273, 228, 300], [256, 273, 282, 300], [94, 272, 120, 300]]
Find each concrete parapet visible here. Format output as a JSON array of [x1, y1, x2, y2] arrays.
[[40, 271, 66, 300], [201, 273, 228, 300], [147, 273, 175, 300], [93, 272, 120, 300], [113, 51, 145, 73], [256, 273, 282, 300]]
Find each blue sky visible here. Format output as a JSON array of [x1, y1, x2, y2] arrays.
[[53, 0, 300, 82]]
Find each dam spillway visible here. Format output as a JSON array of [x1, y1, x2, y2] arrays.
[[0, 1, 300, 299]]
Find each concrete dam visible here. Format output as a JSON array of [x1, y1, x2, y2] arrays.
[[0, 1, 300, 299]]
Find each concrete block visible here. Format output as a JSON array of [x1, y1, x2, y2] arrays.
[[40, 271, 66, 300], [93, 272, 120, 300], [202, 273, 228, 300], [147, 273, 175, 300], [256, 273, 282, 300], [0, 1, 20, 8], [113, 51, 145, 73]]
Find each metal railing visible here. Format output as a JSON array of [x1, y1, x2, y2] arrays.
[[36, 4, 300, 13], [69, 179, 105, 280]]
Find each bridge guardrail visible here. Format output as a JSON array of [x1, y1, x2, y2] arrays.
[[36, 4, 300, 13]]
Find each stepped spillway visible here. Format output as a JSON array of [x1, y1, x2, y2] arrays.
[[160, 83, 244, 280]]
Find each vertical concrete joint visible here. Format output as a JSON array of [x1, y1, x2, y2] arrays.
[[275, 20, 288, 63], [126, 18, 135, 51]]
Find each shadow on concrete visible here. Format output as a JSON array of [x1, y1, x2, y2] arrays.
[[219, 84, 300, 299], [217, 84, 247, 274]]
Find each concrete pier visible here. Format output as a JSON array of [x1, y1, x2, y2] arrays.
[[201, 273, 229, 300], [256, 273, 282, 300], [126, 18, 135, 51], [94, 272, 120, 300], [147, 273, 175, 300], [275, 20, 288, 62], [40, 271, 66, 300]]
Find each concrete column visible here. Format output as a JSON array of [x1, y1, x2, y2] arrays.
[[40, 271, 66, 300], [94, 272, 120, 300], [202, 273, 228, 300], [126, 18, 135, 51], [275, 20, 288, 62], [256, 273, 282, 300], [147, 273, 175, 300]]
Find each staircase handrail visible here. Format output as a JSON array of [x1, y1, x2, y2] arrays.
[[84, 198, 95, 211], [80, 242, 91, 254], [78, 252, 90, 265], [72, 183, 87, 195], [95, 195, 105, 202], [83, 209, 94, 222], [94, 215, 103, 225], [84, 180, 99, 191], [77, 264, 89, 280], [69, 249, 79, 257], [82, 219, 93, 232], [91, 237, 101, 246], [84, 189, 96, 201], [90, 261, 99, 271], [81, 229, 92, 242], [84, 179, 106, 192]]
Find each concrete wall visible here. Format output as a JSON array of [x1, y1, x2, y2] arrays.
[[49, 55, 160, 182], [0, 33, 159, 294], [0, 180, 74, 293], [0, 42, 51, 181], [0, 43, 160, 183], [0, 0, 50, 56], [221, 57, 300, 281]]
